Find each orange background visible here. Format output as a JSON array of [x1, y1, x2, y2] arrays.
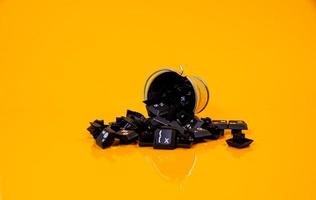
[[1, 0, 316, 199]]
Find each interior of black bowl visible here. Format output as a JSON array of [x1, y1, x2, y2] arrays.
[[146, 71, 196, 114]]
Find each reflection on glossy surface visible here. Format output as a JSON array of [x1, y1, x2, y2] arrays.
[[139, 149, 196, 183], [88, 134, 253, 185], [90, 141, 198, 183]]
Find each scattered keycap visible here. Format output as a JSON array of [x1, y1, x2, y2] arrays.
[[138, 130, 154, 147], [115, 129, 138, 144], [95, 127, 116, 149], [87, 120, 107, 139], [226, 120, 253, 148], [188, 127, 212, 140], [146, 102, 170, 117], [226, 133, 253, 148], [153, 127, 177, 149]]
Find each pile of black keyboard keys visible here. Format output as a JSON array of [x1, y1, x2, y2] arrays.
[[87, 106, 253, 150]]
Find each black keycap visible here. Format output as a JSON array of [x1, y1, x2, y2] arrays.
[[126, 110, 148, 132], [150, 117, 185, 135], [184, 117, 204, 130], [188, 127, 212, 140], [87, 120, 107, 139], [110, 117, 137, 131], [95, 127, 116, 149], [149, 116, 170, 128], [226, 133, 253, 148], [212, 120, 228, 130], [228, 120, 248, 130], [138, 130, 154, 147], [226, 120, 253, 148], [179, 95, 190, 107], [176, 110, 194, 125], [126, 110, 146, 123], [177, 133, 194, 148], [146, 102, 170, 117], [115, 129, 138, 144], [201, 117, 212, 127], [153, 128, 177, 149], [201, 118, 224, 140]]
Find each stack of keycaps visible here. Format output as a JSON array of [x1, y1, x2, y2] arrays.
[[87, 109, 253, 150]]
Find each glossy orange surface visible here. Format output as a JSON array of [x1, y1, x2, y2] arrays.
[[1, 0, 316, 199]]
